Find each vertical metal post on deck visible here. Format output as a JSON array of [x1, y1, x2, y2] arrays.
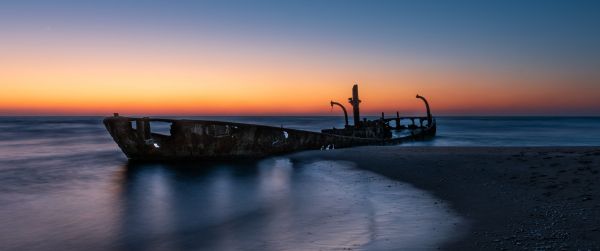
[[348, 84, 361, 127]]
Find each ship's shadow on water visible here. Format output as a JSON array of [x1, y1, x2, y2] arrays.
[[115, 159, 267, 251], [112, 158, 465, 251]]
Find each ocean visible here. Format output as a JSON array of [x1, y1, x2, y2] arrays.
[[0, 116, 598, 250], [107, 116, 600, 146]]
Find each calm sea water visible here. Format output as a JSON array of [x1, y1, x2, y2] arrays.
[[0, 116, 598, 250], [129, 116, 600, 146]]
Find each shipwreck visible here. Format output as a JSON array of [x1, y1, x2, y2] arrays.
[[104, 84, 436, 160]]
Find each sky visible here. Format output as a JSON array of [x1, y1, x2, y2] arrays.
[[1, 0, 599, 116]]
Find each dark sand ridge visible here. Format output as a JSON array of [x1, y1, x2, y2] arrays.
[[290, 147, 600, 250]]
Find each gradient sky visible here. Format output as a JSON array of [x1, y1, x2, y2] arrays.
[[1, 0, 599, 116]]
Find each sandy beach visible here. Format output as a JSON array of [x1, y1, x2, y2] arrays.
[[291, 146, 600, 250]]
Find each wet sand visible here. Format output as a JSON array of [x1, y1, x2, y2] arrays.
[[291, 146, 600, 250]]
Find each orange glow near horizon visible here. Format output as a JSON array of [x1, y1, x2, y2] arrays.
[[1, 37, 599, 116], [2, 66, 599, 116]]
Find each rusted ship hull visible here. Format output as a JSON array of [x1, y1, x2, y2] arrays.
[[103, 116, 436, 160], [104, 84, 436, 160]]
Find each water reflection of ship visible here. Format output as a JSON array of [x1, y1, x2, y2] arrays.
[[113, 159, 379, 250], [113, 157, 458, 250]]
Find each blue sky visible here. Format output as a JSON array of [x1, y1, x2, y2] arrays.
[[1, 1, 599, 115]]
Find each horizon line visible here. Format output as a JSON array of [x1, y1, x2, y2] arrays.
[[1, 114, 599, 118]]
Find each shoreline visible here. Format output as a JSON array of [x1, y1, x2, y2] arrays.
[[291, 146, 600, 250]]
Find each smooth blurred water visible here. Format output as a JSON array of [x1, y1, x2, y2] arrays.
[[117, 116, 600, 146], [0, 116, 467, 251], [1, 116, 598, 250], [409, 116, 600, 146]]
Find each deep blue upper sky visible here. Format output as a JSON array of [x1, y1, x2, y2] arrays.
[[2, 0, 599, 69]]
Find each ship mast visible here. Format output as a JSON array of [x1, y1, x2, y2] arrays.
[[348, 84, 361, 127]]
